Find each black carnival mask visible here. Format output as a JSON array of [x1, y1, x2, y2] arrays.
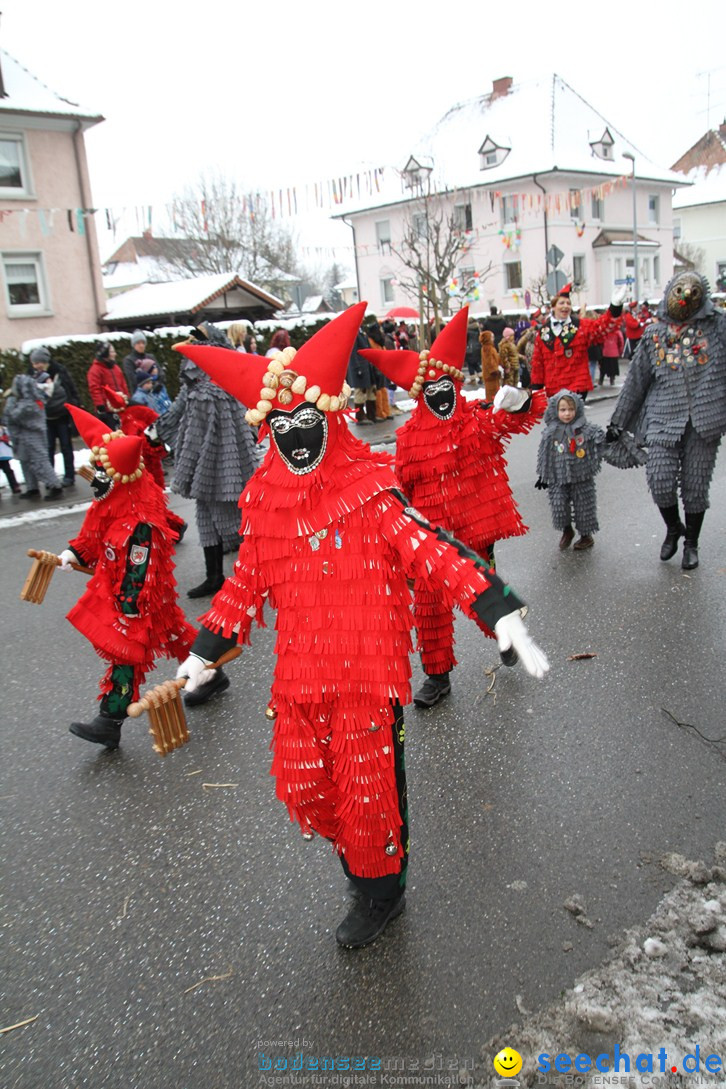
[[268, 403, 328, 475], [423, 377, 456, 420], [90, 465, 114, 501]]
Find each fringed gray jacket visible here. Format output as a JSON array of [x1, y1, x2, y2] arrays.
[[537, 389, 604, 485]]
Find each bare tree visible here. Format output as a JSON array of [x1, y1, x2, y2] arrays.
[[390, 190, 493, 341], [163, 172, 302, 284], [674, 241, 705, 275]]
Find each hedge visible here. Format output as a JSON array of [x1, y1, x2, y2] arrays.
[[0, 318, 333, 411]]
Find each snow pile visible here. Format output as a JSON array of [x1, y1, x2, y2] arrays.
[[478, 844, 726, 1088]]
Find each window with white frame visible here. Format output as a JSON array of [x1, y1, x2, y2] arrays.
[[569, 189, 582, 220], [500, 195, 517, 225], [504, 261, 522, 291], [591, 194, 604, 220], [375, 220, 392, 255], [380, 277, 395, 305], [573, 255, 586, 288], [653, 255, 660, 284], [2, 253, 50, 314], [412, 212, 428, 240], [648, 195, 660, 225], [673, 218, 681, 241], [0, 134, 31, 196], [453, 202, 473, 232]]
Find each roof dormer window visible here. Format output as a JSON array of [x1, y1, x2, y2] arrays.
[[590, 127, 615, 161], [478, 136, 511, 171], [402, 155, 434, 190]]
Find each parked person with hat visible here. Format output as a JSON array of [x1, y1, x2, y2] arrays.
[[360, 306, 547, 709], [121, 330, 162, 394], [172, 302, 549, 948], [28, 346, 80, 487], [530, 283, 627, 399]]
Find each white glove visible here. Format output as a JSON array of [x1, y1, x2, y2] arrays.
[[494, 611, 550, 679], [493, 385, 529, 413], [176, 653, 216, 693], [58, 548, 77, 572], [611, 284, 628, 308]]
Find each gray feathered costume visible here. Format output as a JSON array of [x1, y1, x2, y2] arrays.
[[3, 373, 62, 496], [156, 327, 260, 597], [607, 271, 726, 569], [537, 389, 603, 541]]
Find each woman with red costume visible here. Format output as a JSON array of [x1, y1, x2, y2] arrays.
[[361, 306, 547, 709], [172, 302, 549, 949], [530, 282, 628, 398], [55, 406, 205, 750]]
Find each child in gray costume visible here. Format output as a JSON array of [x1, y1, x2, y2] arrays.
[[536, 389, 604, 551], [606, 271, 726, 570], [3, 374, 63, 499]]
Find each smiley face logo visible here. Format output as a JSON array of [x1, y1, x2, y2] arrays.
[[493, 1047, 523, 1078]]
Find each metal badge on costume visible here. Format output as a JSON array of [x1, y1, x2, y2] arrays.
[[423, 377, 457, 420], [268, 404, 328, 475]]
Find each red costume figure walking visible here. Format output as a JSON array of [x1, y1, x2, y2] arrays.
[[173, 302, 549, 949], [103, 385, 187, 543], [56, 406, 205, 750], [530, 282, 627, 398], [361, 306, 546, 708]]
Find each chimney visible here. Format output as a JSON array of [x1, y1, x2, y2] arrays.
[[492, 76, 513, 99]]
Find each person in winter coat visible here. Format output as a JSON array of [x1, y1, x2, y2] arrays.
[[479, 328, 502, 402], [3, 373, 63, 499], [28, 346, 80, 487], [172, 302, 549, 949], [346, 324, 379, 424], [87, 344, 129, 427], [360, 307, 547, 709], [498, 327, 520, 387], [121, 331, 162, 393], [53, 405, 217, 751], [155, 322, 260, 598], [606, 270, 726, 570], [598, 324, 625, 386], [481, 305, 507, 347], [623, 302, 649, 358], [464, 318, 482, 385], [0, 422, 21, 493], [130, 371, 157, 409], [530, 283, 627, 398], [536, 390, 605, 551]]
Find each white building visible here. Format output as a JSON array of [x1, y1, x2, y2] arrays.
[[671, 123, 726, 293], [335, 74, 689, 316]]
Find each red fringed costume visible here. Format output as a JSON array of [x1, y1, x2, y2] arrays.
[[175, 303, 530, 892], [64, 406, 197, 711], [361, 307, 546, 677], [103, 386, 186, 542]]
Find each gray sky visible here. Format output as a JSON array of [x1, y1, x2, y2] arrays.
[[4, 0, 725, 261]]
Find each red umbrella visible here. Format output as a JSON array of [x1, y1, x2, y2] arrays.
[[385, 306, 419, 320]]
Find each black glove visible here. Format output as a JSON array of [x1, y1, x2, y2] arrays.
[[605, 423, 623, 444], [535, 477, 549, 490]]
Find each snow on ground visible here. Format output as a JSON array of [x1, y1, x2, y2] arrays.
[[476, 845, 726, 1089]]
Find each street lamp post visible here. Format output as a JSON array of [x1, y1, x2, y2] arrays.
[[623, 152, 639, 303]]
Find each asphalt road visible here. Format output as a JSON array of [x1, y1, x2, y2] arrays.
[[2, 395, 724, 1089]]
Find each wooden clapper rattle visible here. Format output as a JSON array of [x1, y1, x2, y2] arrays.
[[127, 647, 242, 756], [20, 549, 94, 604]]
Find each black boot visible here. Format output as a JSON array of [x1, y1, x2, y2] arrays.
[[335, 894, 406, 949], [365, 400, 377, 424], [682, 511, 704, 571], [69, 714, 123, 749], [355, 405, 369, 425], [658, 505, 685, 562], [184, 668, 230, 707], [187, 543, 224, 598], [413, 672, 451, 708]]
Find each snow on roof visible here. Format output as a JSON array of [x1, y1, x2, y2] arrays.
[[336, 73, 688, 217], [102, 273, 283, 321], [672, 163, 726, 209], [0, 48, 103, 126]]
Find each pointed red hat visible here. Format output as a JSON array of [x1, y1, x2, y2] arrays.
[[103, 385, 128, 411], [359, 306, 468, 399], [174, 301, 368, 425], [67, 404, 144, 482]]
